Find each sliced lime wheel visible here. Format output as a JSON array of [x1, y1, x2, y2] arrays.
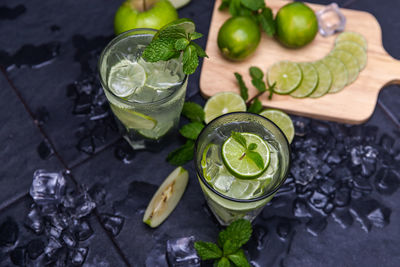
[[221, 132, 270, 179], [267, 61, 302, 94], [309, 61, 332, 98], [259, 109, 295, 144], [334, 41, 367, 70], [108, 59, 146, 97], [320, 56, 348, 93], [330, 49, 360, 84], [110, 104, 156, 130], [290, 62, 319, 98], [203, 92, 246, 124], [335, 32, 367, 50]]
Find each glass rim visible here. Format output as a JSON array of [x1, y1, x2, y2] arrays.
[[97, 28, 188, 106], [194, 112, 292, 203]]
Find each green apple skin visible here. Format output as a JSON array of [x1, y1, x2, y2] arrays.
[[114, 0, 178, 35]]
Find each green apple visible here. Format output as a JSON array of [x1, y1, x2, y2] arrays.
[[114, 0, 179, 35]]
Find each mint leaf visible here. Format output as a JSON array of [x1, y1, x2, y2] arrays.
[[219, 0, 231, 10], [183, 44, 199, 75], [251, 79, 267, 93], [223, 239, 240, 255], [234, 72, 249, 101], [142, 38, 176, 62], [194, 241, 222, 260], [246, 151, 264, 170], [258, 7, 276, 36], [229, 0, 241, 16], [231, 131, 247, 148], [241, 0, 265, 11], [247, 98, 263, 114], [166, 140, 194, 165], [179, 122, 204, 140], [190, 32, 203, 40], [268, 82, 276, 100], [175, 38, 190, 51], [249, 66, 264, 80], [228, 249, 251, 267], [191, 42, 208, 58], [217, 257, 231, 267], [224, 219, 252, 248], [248, 143, 257, 150], [155, 26, 186, 40], [182, 102, 205, 122]]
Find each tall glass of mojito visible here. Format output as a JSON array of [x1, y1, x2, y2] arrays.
[[98, 29, 187, 150], [194, 112, 291, 225]]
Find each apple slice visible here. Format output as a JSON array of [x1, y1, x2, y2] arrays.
[[169, 0, 191, 9], [143, 166, 189, 228]]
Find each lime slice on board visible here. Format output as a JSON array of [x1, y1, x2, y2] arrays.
[[110, 104, 156, 130], [221, 132, 270, 179], [309, 61, 332, 98], [267, 61, 302, 94], [335, 31, 367, 50], [108, 59, 146, 98], [329, 49, 360, 84], [259, 109, 295, 144], [290, 62, 319, 98], [334, 41, 367, 70], [320, 56, 348, 93], [204, 92, 246, 124]]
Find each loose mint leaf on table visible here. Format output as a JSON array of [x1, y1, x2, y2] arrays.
[[231, 131, 247, 148], [182, 102, 205, 122], [183, 45, 199, 75], [247, 151, 264, 170], [249, 66, 264, 80], [179, 122, 204, 140], [251, 78, 267, 93], [228, 249, 251, 267], [217, 257, 231, 267], [247, 98, 263, 114], [193, 241, 222, 260], [234, 72, 249, 101], [166, 140, 194, 165], [241, 0, 266, 11], [258, 7, 276, 36], [218, 219, 252, 248]]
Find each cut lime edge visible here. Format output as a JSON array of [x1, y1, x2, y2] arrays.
[[259, 109, 295, 144]]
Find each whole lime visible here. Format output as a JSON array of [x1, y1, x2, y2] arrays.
[[217, 16, 261, 61], [114, 0, 178, 35], [275, 2, 318, 48]]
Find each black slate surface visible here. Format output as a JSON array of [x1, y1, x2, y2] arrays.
[[0, 0, 399, 266]]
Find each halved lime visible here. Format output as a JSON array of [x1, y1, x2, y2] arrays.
[[110, 104, 156, 130], [108, 59, 146, 97], [221, 132, 270, 179], [154, 18, 195, 40], [259, 109, 294, 143], [334, 41, 367, 70], [320, 56, 348, 93], [335, 32, 367, 50], [204, 92, 246, 124], [329, 50, 359, 84], [290, 62, 319, 98], [267, 61, 302, 94], [309, 61, 332, 98]]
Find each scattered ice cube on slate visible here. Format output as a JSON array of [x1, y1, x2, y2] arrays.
[[323, 202, 334, 214], [0, 217, 19, 247], [306, 216, 327, 237], [351, 146, 363, 165], [333, 187, 351, 207], [76, 220, 94, 241], [293, 199, 311, 218], [114, 142, 135, 164], [316, 3, 346, 36], [100, 214, 124, 236], [45, 237, 63, 258], [70, 247, 89, 266], [26, 239, 45, 260], [30, 170, 66, 205], [276, 222, 291, 240], [40, 203, 58, 216], [252, 224, 268, 251], [327, 151, 341, 164], [47, 226, 62, 239], [311, 121, 330, 136], [380, 134, 395, 154], [350, 199, 391, 231], [374, 167, 400, 195], [10, 246, 26, 266], [73, 93, 92, 115], [62, 231, 77, 248], [37, 139, 54, 160], [292, 117, 310, 136], [352, 176, 372, 193], [88, 183, 107, 206], [72, 192, 96, 218], [308, 191, 328, 209], [332, 208, 353, 229], [318, 178, 337, 195], [25, 207, 44, 234], [166, 236, 200, 267]]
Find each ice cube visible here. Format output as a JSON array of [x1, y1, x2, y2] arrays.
[[26, 239, 45, 260], [76, 220, 94, 241], [306, 216, 327, 236], [72, 192, 96, 218], [30, 170, 66, 205], [62, 231, 76, 248], [293, 199, 312, 218], [316, 3, 346, 37], [45, 237, 63, 258], [25, 207, 44, 234], [308, 190, 328, 209], [166, 236, 200, 267], [70, 247, 89, 265], [100, 214, 125, 236]]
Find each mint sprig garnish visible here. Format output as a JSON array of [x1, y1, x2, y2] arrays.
[[195, 219, 252, 265], [142, 18, 207, 75], [231, 131, 264, 170]]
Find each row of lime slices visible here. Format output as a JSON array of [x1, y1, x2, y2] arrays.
[[267, 31, 368, 97]]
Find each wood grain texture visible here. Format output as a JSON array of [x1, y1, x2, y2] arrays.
[[200, 0, 400, 124]]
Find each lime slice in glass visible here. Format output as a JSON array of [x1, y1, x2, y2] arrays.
[[221, 133, 270, 179], [204, 92, 246, 124], [334, 41, 367, 70], [309, 61, 332, 98], [290, 62, 319, 98], [108, 59, 146, 97], [137, 120, 173, 140], [110, 104, 156, 130], [320, 56, 348, 93], [259, 109, 294, 144], [335, 32, 367, 50], [329, 49, 360, 84], [267, 61, 302, 94]]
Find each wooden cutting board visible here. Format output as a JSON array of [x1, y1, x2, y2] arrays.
[[200, 0, 400, 124]]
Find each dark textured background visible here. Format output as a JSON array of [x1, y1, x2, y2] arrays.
[[0, 0, 399, 266]]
